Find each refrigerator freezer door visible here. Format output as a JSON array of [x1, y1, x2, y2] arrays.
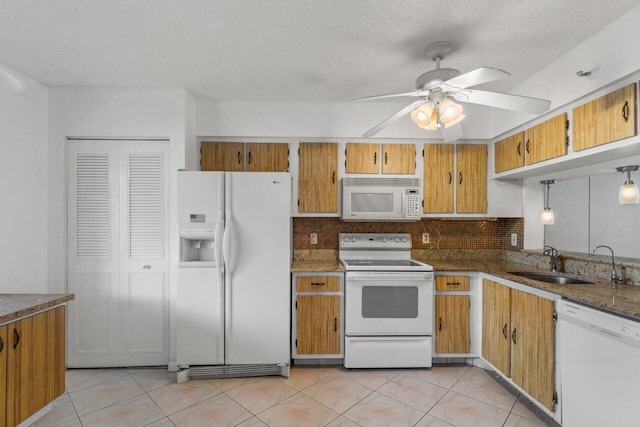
[[224, 172, 291, 365], [176, 267, 224, 365]]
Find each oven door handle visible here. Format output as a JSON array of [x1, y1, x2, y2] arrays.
[[346, 274, 432, 282]]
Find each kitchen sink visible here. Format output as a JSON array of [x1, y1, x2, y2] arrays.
[[508, 272, 598, 285]]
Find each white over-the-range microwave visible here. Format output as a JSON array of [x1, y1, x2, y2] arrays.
[[341, 177, 421, 221]]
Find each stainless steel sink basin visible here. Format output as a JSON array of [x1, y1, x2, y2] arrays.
[[509, 272, 598, 285]]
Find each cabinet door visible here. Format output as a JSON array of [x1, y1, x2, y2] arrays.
[[435, 295, 470, 354], [482, 279, 511, 376], [246, 143, 289, 172], [526, 113, 567, 165], [494, 132, 525, 173], [296, 295, 340, 355], [435, 275, 470, 291], [511, 290, 555, 411], [201, 141, 244, 171], [0, 325, 6, 427], [298, 142, 339, 213], [7, 316, 33, 427], [456, 144, 487, 213], [423, 144, 454, 213], [345, 143, 379, 174], [573, 82, 637, 151], [381, 144, 415, 174]]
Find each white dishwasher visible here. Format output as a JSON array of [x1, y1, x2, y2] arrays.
[[557, 299, 640, 427]]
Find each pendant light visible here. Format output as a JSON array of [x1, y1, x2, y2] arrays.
[[540, 180, 556, 225], [616, 166, 640, 204]]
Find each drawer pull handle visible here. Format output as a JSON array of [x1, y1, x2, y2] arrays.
[[511, 328, 517, 345], [373, 152, 377, 165], [517, 142, 521, 156], [502, 323, 508, 339], [0, 336, 3, 353], [438, 317, 443, 331], [334, 318, 337, 332], [13, 328, 20, 349], [143, 265, 151, 270], [446, 282, 460, 286], [622, 100, 630, 122], [310, 282, 325, 286]]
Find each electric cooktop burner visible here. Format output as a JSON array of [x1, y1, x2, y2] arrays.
[[342, 259, 425, 267]]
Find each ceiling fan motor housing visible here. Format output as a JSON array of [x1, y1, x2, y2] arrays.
[[415, 68, 461, 90]]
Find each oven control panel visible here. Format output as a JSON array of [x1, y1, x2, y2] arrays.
[[339, 233, 411, 249]]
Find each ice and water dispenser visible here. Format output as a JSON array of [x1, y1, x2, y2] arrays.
[[179, 221, 216, 265]]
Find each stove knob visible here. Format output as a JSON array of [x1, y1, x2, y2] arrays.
[[394, 236, 400, 242], [402, 237, 409, 243], [343, 236, 349, 243], [381, 237, 387, 243], [351, 236, 357, 242]]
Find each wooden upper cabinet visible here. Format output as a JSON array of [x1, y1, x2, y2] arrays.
[[482, 279, 511, 377], [573, 82, 637, 151], [435, 295, 470, 354], [246, 143, 289, 172], [510, 289, 555, 411], [423, 144, 454, 213], [495, 132, 525, 173], [456, 144, 487, 213], [201, 141, 244, 171], [382, 144, 415, 174], [526, 113, 567, 165], [298, 142, 339, 213], [345, 143, 379, 174]]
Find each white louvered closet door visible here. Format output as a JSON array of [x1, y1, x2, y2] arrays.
[[67, 140, 169, 367]]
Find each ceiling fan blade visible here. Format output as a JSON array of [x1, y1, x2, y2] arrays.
[[441, 67, 510, 91], [362, 99, 426, 138], [455, 89, 551, 114], [354, 90, 429, 102], [440, 123, 463, 142]]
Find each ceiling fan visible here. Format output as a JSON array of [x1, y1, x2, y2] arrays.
[[356, 41, 551, 139]]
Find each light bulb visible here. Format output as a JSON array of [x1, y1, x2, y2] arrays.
[[417, 111, 427, 121], [541, 208, 555, 225], [619, 181, 640, 204], [442, 106, 455, 118]]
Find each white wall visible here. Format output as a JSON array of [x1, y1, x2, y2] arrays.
[[196, 100, 493, 139], [0, 64, 49, 293]]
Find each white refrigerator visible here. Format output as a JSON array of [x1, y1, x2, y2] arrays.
[[176, 171, 291, 380]]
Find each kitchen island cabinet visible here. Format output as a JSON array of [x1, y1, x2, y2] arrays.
[[0, 294, 73, 427]]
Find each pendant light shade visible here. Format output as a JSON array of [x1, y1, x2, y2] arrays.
[[438, 98, 464, 126], [540, 180, 556, 225], [410, 96, 465, 131], [617, 166, 640, 204], [410, 103, 434, 127]]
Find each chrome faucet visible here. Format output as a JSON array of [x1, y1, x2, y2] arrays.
[[592, 245, 622, 286], [543, 246, 560, 272]]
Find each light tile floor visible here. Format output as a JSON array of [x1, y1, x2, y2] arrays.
[[30, 364, 558, 427]]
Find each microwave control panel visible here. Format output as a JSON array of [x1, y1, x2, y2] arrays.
[[405, 192, 421, 218]]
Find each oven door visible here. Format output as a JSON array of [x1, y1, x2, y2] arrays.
[[345, 271, 433, 335]]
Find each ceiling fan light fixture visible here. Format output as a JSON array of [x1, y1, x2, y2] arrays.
[[438, 98, 464, 125], [426, 109, 439, 130], [410, 103, 435, 127]]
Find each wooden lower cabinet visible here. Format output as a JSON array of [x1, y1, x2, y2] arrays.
[[482, 279, 556, 412], [4, 306, 66, 427], [293, 273, 343, 359], [435, 295, 470, 354], [0, 325, 6, 427]]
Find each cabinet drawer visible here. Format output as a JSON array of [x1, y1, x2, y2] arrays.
[[296, 276, 340, 292], [435, 275, 470, 291]]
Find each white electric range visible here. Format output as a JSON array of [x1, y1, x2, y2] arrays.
[[339, 233, 434, 368]]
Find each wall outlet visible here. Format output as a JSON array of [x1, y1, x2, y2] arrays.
[[310, 232, 318, 245], [511, 233, 518, 246], [422, 232, 430, 244]]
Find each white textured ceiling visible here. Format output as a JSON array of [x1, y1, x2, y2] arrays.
[[0, 1, 638, 101]]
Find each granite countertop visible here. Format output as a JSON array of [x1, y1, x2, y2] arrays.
[[0, 294, 75, 324], [291, 256, 640, 321]]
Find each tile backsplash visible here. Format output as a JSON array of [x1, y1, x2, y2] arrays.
[[293, 217, 524, 252]]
